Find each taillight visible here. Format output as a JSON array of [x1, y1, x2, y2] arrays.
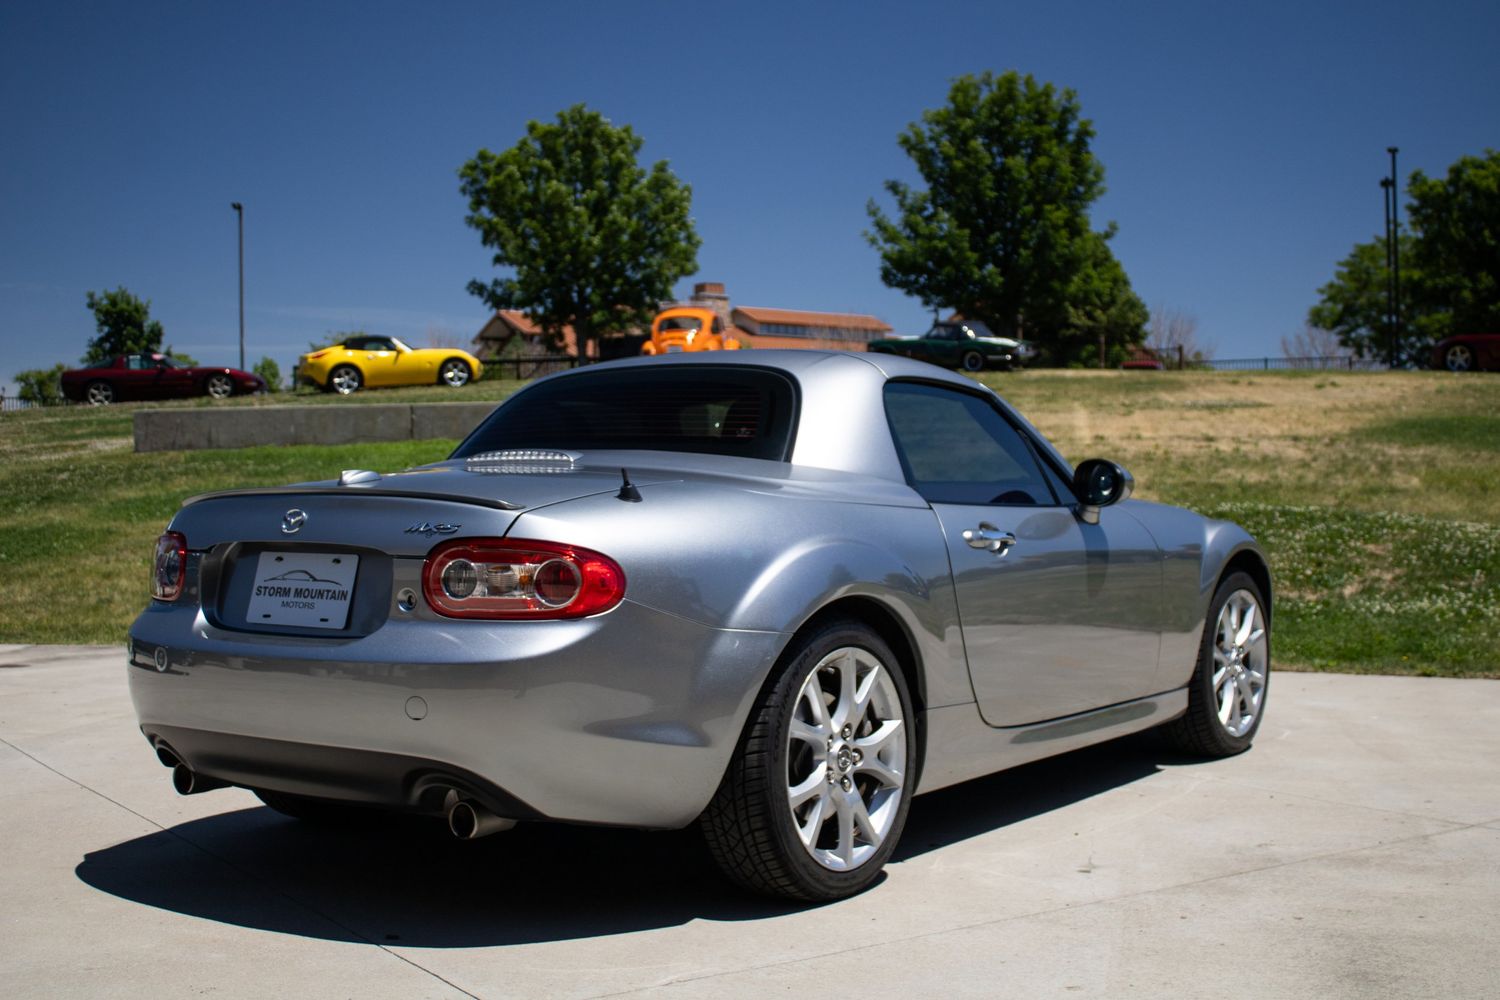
[[306, 349, 330, 360], [152, 531, 187, 601], [422, 539, 625, 620]]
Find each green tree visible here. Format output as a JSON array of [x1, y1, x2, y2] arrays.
[[1408, 150, 1500, 337], [252, 356, 282, 392], [458, 104, 701, 355], [14, 364, 67, 405], [866, 71, 1145, 364], [1307, 235, 1442, 361], [1310, 149, 1499, 362], [82, 287, 164, 365]]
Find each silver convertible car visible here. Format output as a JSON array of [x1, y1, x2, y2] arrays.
[[129, 351, 1271, 901]]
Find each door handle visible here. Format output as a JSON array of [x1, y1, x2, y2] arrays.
[[963, 523, 1016, 555]]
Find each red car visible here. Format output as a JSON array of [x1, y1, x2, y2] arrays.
[[61, 354, 266, 405], [1431, 334, 1500, 372]]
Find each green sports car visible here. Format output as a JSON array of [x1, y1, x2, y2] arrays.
[[869, 320, 1031, 372]]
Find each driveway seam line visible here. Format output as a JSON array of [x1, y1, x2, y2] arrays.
[[0, 734, 482, 1000]]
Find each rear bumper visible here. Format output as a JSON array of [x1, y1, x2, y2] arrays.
[[128, 600, 786, 828]]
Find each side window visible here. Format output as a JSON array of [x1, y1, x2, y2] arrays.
[[884, 382, 1057, 506], [712, 316, 724, 335], [126, 355, 148, 370]]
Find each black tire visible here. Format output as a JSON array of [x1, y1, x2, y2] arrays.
[[85, 380, 115, 405], [1161, 571, 1270, 757], [1445, 344, 1474, 372], [205, 373, 234, 399], [438, 358, 472, 388], [253, 788, 368, 825], [960, 350, 985, 373], [699, 618, 915, 901], [328, 365, 362, 395]]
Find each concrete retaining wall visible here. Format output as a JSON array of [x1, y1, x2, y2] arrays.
[[133, 402, 497, 453]]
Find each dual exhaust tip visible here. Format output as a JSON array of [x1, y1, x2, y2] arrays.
[[156, 744, 513, 839]]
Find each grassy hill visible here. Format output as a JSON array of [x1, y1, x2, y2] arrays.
[[2, 369, 1496, 677]]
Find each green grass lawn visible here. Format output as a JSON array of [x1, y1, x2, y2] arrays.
[[2, 369, 1497, 677]]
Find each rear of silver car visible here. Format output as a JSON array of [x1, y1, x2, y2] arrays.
[[127, 479, 783, 830]]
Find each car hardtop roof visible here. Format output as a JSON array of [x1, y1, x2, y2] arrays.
[[533, 348, 985, 389]]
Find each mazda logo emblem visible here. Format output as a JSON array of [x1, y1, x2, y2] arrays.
[[281, 508, 308, 534]]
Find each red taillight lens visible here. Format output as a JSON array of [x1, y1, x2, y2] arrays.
[[152, 531, 187, 601], [422, 539, 625, 620], [306, 349, 330, 360]]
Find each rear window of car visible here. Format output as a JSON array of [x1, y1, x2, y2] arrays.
[[453, 367, 798, 462]]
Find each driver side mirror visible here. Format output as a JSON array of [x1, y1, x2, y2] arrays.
[[1072, 459, 1134, 525]]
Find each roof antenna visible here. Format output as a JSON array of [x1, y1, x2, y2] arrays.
[[616, 468, 642, 503]]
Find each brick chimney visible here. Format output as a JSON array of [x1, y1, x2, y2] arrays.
[[690, 281, 732, 328]]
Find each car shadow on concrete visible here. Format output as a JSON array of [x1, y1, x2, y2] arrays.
[[75, 733, 1194, 946]]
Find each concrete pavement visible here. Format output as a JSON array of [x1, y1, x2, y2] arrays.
[[1, 644, 1496, 999]]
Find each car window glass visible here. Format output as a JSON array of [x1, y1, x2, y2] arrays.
[[126, 355, 148, 370], [455, 367, 797, 462], [884, 382, 1055, 506]]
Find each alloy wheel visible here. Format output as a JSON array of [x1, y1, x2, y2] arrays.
[[1211, 590, 1267, 738], [206, 374, 233, 399], [440, 360, 470, 387], [1446, 345, 1474, 372], [785, 646, 907, 871]]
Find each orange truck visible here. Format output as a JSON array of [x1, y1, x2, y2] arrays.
[[640, 306, 742, 355]]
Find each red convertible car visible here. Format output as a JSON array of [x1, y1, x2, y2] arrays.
[[1431, 334, 1500, 372], [61, 354, 266, 405]]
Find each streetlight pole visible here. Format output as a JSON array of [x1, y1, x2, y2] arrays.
[[1381, 177, 1395, 368], [1386, 147, 1401, 369], [231, 202, 245, 371]]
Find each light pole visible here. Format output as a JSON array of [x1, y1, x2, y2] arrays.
[[1386, 147, 1401, 368], [231, 202, 245, 371], [1381, 177, 1395, 368]]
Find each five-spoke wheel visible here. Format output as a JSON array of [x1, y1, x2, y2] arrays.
[[439, 358, 472, 388], [85, 380, 115, 405], [701, 619, 914, 901], [329, 365, 362, 395], [1445, 344, 1474, 372], [205, 373, 234, 399], [1163, 571, 1270, 756]]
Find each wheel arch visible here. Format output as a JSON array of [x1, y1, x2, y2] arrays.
[[787, 595, 929, 787], [1218, 546, 1273, 624], [327, 362, 364, 389]]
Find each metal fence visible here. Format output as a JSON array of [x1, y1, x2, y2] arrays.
[[481, 355, 592, 380], [1199, 355, 1386, 372]]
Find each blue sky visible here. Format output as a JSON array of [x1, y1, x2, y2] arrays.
[[3, 1, 1496, 395]]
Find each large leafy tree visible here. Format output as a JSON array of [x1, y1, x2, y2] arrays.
[[866, 71, 1145, 364], [82, 287, 165, 365], [1408, 150, 1500, 337], [1310, 149, 1499, 362], [1307, 236, 1429, 360], [459, 105, 700, 354]]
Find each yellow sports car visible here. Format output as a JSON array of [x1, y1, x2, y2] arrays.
[[296, 335, 484, 394]]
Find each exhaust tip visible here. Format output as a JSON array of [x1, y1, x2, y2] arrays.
[[171, 763, 227, 796], [155, 744, 181, 768], [446, 797, 516, 840]]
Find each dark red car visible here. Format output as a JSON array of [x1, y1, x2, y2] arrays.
[[61, 354, 266, 405], [1431, 334, 1500, 372]]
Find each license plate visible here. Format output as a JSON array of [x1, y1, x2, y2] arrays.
[[246, 551, 359, 629]]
